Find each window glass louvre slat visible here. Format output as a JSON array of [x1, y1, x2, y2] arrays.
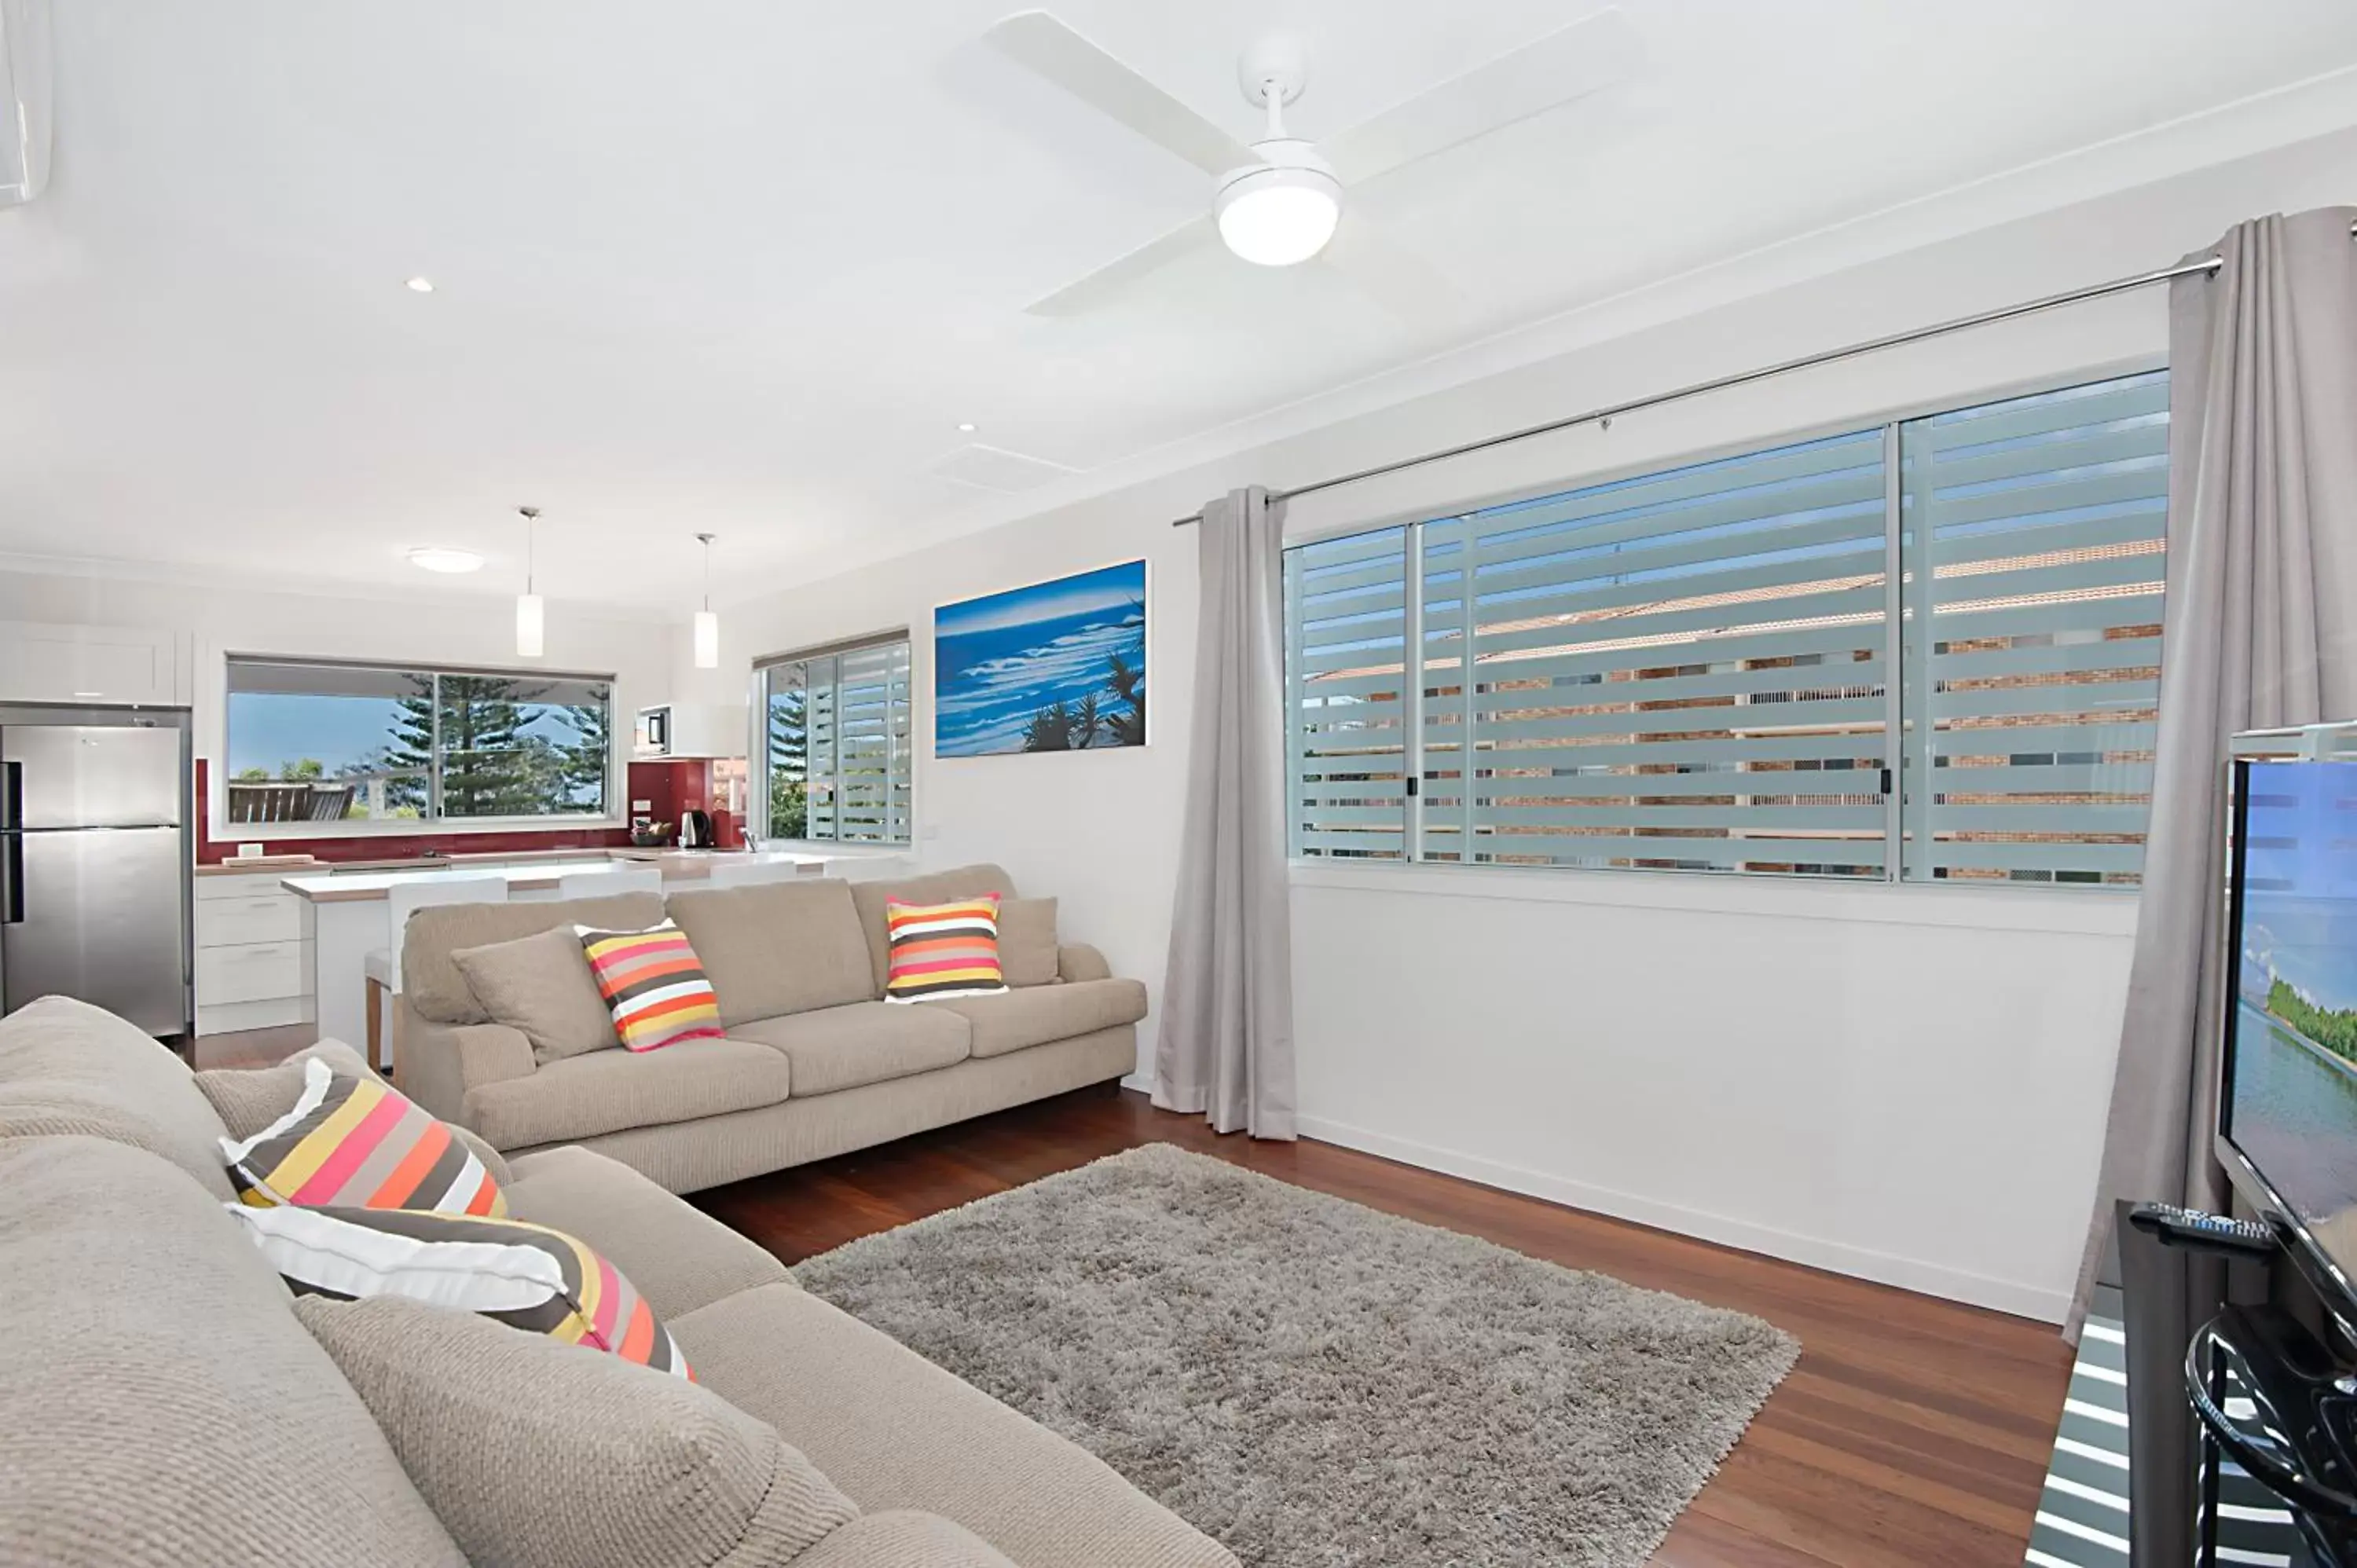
[[1290, 529, 1409, 861], [1900, 370, 2166, 886]]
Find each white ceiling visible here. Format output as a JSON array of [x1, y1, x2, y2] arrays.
[[2, 1, 2355, 615]]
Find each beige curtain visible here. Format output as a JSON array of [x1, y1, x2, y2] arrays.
[[1156, 486, 1297, 1139], [2068, 207, 2357, 1336]]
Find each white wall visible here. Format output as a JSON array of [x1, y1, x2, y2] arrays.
[[689, 126, 2357, 1324], [0, 567, 673, 838]]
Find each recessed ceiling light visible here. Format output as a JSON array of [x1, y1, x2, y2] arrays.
[[406, 546, 482, 573], [405, 276, 434, 293], [957, 422, 977, 433]]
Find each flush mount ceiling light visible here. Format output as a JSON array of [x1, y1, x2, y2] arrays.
[[693, 533, 720, 669], [957, 422, 977, 433], [405, 546, 482, 574], [405, 276, 434, 293], [515, 506, 544, 658]]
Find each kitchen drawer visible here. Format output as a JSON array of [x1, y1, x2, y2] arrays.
[[196, 894, 302, 948], [195, 940, 312, 1006], [196, 872, 301, 902]]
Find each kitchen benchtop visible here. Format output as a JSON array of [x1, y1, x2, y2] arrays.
[[198, 845, 768, 880], [274, 848, 895, 902]]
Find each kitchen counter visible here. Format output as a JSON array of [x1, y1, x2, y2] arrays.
[[278, 849, 845, 903]]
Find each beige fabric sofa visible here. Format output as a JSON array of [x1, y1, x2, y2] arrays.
[[0, 995, 1237, 1568], [398, 863, 1146, 1193]]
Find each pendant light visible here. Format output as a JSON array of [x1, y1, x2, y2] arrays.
[[693, 533, 720, 669], [515, 506, 545, 658]]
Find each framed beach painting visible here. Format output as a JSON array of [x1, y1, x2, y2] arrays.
[[933, 560, 1146, 757]]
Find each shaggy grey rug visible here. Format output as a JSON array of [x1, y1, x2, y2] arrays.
[[794, 1144, 1798, 1567]]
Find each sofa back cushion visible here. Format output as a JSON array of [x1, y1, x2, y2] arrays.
[[0, 994, 237, 1202], [665, 879, 874, 1026], [405, 891, 666, 1026], [449, 926, 620, 1062], [850, 864, 1017, 995], [297, 1293, 859, 1568], [0, 1136, 464, 1566]]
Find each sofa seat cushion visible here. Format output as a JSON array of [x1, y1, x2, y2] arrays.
[[668, 880, 876, 1025], [672, 1284, 1237, 1568], [795, 1512, 1018, 1568], [728, 1003, 970, 1099], [503, 1145, 793, 1320], [0, 1137, 464, 1566], [297, 1293, 857, 1568], [940, 979, 1149, 1060], [461, 1038, 792, 1150], [0, 994, 237, 1202]]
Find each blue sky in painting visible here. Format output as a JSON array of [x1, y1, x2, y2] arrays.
[[934, 561, 1145, 757]]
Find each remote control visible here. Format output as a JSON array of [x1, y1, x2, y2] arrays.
[[2128, 1202, 2277, 1255]]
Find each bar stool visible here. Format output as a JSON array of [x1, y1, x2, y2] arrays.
[[361, 874, 508, 1075]]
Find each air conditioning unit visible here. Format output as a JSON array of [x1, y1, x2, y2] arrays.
[[0, 0, 51, 207]]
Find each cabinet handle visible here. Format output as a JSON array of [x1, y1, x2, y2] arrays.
[[233, 946, 287, 960]]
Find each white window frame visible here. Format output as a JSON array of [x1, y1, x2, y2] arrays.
[[219, 654, 619, 838], [749, 632, 915, 848], [1282, 363, 2169, 895]]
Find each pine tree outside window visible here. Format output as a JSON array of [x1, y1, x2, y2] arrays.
[[224, 658, 614, 825], [753, 636, 911, 845]]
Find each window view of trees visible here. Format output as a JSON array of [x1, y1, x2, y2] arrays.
[[758, 642, 909, 845], [225, 662, 611, 823], [768, 679, 808, 841]]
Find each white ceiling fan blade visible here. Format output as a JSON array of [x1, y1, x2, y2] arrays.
[[1318, 220, 1472, 324], [1025, 215, 1219, 316], [1322, 7, 1642, 188], [984, 10, 1255, 178]]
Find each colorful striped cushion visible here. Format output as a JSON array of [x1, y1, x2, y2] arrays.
[[574, 918, 725, 1052], [220, 1055, 504, 1217], [230, 1202, 692, 1379], [883, 894, 1008, 1003]]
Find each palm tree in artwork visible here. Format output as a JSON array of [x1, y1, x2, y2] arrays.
[[1104, 650, 1144, 746]]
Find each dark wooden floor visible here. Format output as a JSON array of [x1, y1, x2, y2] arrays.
[[198, 1025, 2070, 1565], [693, 1084, 2073, 1568]]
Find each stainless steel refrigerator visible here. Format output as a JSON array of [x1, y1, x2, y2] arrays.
[[0, 707, 193, 1036]]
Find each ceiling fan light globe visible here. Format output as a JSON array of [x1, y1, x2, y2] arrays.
[[1215, 164, 1340, 267]]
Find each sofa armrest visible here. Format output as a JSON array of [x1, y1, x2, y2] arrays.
[[1057, 942, 1113, 984], [398, 1013, 534, 1127], [793, 1512, 1020, 1568]]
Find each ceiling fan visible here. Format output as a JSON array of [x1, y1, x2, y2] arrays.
[[984, 7, 1642, 317]]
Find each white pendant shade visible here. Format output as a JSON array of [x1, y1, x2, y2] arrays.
[[515, 592, 545, 658], [693, 608, 720, 669]]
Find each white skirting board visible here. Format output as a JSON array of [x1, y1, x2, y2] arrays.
[[1292, 1112, 2073, 1323]]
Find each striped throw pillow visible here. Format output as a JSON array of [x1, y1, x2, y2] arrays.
[[220, 1055, 504, 1217], [230, 1203, 692, 1379], [574, 919, 724, 1052], [883, 894, 1009, 1003]]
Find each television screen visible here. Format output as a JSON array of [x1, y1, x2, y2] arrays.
[[2223, 757, 2357, 1279]]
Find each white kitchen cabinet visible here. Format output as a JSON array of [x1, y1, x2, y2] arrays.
[[0, 621, 184, 707], [193, 871, 315, 1035]]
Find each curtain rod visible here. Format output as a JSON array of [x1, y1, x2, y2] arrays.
[[1169, 218, 2357, 528]]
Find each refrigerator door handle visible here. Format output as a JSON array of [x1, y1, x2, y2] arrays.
[[2, 833, 19, 925], [2, 760, 19, 832]]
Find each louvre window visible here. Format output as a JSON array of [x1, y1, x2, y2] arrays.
[[1284, 369, 2166, 886], [756, 636, 913, 844]]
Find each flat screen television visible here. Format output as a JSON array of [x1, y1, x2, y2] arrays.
[[2220, 751, 2357, 1302]]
